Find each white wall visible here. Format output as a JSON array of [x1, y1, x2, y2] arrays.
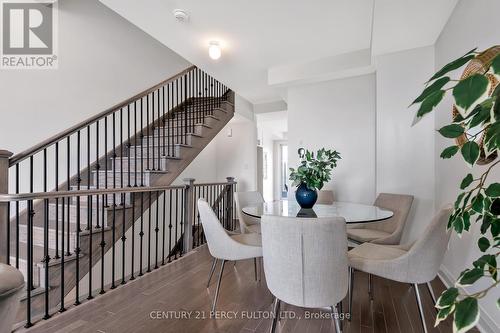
[[434, 0, 500, 331], [214, 117, 258, 192], [375, 46, 436, 243], [287, 74, 376, 204], [174, 94, 258, 190]]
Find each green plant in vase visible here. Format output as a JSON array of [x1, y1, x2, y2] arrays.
[[289, 148, 341, 208], [410, 46, 500, 333]]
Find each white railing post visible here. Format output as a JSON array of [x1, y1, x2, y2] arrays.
[[183, 178, 195, 254], [0, 150, 13, 263]]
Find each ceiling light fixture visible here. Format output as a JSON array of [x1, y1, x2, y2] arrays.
[[208, 41, 221, 60]]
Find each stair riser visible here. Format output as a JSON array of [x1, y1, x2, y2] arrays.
[[18, 225, 77, 251], [129, 145, 182, 159], [48, 204, 109, 227], [93, 172, 153, 187], [168, 115, 218, 127], [154, 124, 206, 136], [112, 157, 168, 172], [142, 135, 193, 146]]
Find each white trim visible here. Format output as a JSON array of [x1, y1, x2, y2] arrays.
[[438, 266, 498, 333]]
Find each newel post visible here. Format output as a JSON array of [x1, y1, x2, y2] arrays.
[[183, 178, 195, 254], [0, 150, 13, 264], [225, 177, 235, 230]]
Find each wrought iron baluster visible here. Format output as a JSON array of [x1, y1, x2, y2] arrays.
[[130, 192, 136, 280], [168, 190, 173, 263], [162, 190, 166, 265], [155, 191, 159, 269]]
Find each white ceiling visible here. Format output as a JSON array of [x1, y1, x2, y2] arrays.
[[101, 0, 457, 104]]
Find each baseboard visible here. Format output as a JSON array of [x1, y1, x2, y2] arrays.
[[438, 266, 498, 333]]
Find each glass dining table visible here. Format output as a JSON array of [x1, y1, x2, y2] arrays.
[[242, 199, 394, 224]]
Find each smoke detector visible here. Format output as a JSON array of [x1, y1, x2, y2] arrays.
[[173, 9, 189, 22]]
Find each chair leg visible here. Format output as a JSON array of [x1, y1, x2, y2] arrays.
[[258, 257, 262, 282], [413, 283, 428, 333], [331, 305, 342, 333], [254, 258, 258, 281], [338, 302, 343, 331], [211, 259, 226, 313], [368, 273, 373, 300], [207, 258, 218, 288], [270, 297, 281, 333], [348, 267, 354, 321], [426, 282, 438, 311]]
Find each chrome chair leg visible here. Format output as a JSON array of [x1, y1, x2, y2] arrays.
[[368, 273, 373, 300], [426, 281, 438, 310], [211, 259, 226, 313], [414, 283, 428, 333], [331, 304, 342, 333], [254, 258, 258, 281], [270, 297, 281, 333], [207, 258, 218, 288], [348, 267, 354, 321]]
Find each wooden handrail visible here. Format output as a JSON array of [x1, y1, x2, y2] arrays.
[[9, 65, 197, 166]]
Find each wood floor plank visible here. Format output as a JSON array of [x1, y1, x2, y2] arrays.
[[20, 246, 465, 333]]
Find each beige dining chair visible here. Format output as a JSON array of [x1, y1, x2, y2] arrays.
[[235, 191, 263, 234], [347, 193, 414, 245], [198, 199, 263, 313], [347, 206, 452, 333], [316, 190, 334, 205], [0, 263, 25, 333], [261, 215, 348, 333]]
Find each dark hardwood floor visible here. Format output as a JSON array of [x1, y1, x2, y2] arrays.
[[20, 245, 469, 333]]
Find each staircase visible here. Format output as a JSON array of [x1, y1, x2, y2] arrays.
[[0, 66, 235, 327]]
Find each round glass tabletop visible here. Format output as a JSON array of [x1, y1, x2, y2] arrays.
[[242, 200, 393, 224]]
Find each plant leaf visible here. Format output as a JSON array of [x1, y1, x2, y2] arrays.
[[436, 287, 459, 309], [491, 54, 500, 76], [460, 174, 474, 189], [440, 146, 460, 159], [417, 90, 445, 118], [485, 183, 500, 197], [429, 51, 476, 82], [453, 74, 490, 116], [461, 141, 480, 165], [439, 124, 465, 138], [478, 237, 490, 252], [453, 297, 479, 333], [435, 304, 455, 327], [412, 77, 450, 105], [471, 193, 484, 213]]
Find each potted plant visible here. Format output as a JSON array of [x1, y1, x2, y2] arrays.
[[410, 46, 499, 332], [289, 148, 341, 208]]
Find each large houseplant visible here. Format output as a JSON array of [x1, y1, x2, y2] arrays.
[[289, 148, 341, 208], [411, 46, 499, 333]]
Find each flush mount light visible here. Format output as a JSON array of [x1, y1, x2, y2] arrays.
[[173, 9, 189, 22], [208, 41, 221, 60]]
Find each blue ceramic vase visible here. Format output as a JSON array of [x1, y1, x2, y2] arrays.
[[295, 183, 318, 209]]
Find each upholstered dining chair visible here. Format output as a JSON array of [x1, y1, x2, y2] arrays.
[[347, 206, 452, 333], [261, 215, 348, 333], [198, 199, 263, 313], [316, 190, 334, 205], [235, 191, 264, 234], [347, 193, 414, 244]]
